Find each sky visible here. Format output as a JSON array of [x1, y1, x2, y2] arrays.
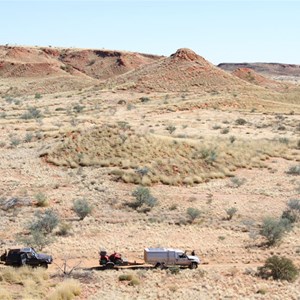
[[0, 0, 299, 64]]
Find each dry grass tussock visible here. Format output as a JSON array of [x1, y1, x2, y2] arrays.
[[44, 124, 295, 185], [0, 266, 81, 300], [47, 279, 81, 300], [0, 266, 49, 299]]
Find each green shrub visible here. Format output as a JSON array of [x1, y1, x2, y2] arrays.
[[187, 207, 201, 223], [35, 192, 48, 207], [166, 125, 176, 134], [10, 137, 21, 147], [24, 133, 34, 143], [130, 187, 158, 211], [287, 199, 300, 211], [259, 217, 292, 246], [29, 209, 59, 234], [225, 207, 238, 220], [20, 107, 42, 119], [230, 177, 246, 188], [287, 165, 300, 175], [34, 93, 42, 99], [73, 104, 85, 113], [196, 148, 218, 164], [220, 127, 230, 134], [73, 199, 92, 220], [235, 118, 247, 125], [258, 256, 299, 282], [281, 199, 300, 223], [140, 97, 150, 103], [168, 266, 180, 275]]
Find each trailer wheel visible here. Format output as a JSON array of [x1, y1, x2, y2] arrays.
[[105, 262, 115, 269], [189, 262, 198, 269], [154, 262, 161, 269], [115, 259, 123, 266]]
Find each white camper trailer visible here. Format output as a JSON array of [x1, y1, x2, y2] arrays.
[[144, 248, 200, 269]]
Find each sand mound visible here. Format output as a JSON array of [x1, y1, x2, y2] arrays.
[[43, 125, 288, 186], [103, 48, 250, 92]]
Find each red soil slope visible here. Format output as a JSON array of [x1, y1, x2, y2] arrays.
[[232, 67, 289, 91], [104, 48, 250, 92]]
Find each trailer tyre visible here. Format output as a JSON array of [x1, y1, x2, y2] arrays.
[[154, 262, 161, 269], [189, 262, 198, 269], [115, 259, 123, 266], [105, 262, 115, 269]]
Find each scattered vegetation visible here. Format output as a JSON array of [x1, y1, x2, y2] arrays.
[[45, 125, 292, 186], [258, 256, 299, 282], [20, 107, 42, 119], [17, 209, 59, 250]]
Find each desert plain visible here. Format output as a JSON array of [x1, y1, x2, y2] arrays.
[[0, 45, 300, 299]]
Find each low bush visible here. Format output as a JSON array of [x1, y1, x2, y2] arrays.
[[230, 177, 246, 188], [20, 107, 42, 120], [130, 187, 158, 211], [168, 266, 180, 275], [225, 207, 238, 220], [258, 256, 299, 282], [166, 125, 176, 134], [287, 165, 300, 175], [29, 209, 59, 234], [73, 199, 92, 220], [187, 207, 201, 223], [259, 217, 292, 246], [35, 192, 48, 207], [235, 118, 247, 125], [34, 93, 42, 99]]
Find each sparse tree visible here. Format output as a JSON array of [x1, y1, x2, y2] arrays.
[[260, 217, 292, 246]]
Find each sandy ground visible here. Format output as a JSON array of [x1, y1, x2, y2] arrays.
[[0, 87, 300, 299]]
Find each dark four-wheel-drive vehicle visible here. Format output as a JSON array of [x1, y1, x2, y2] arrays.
[[0, 247, 53, 268]]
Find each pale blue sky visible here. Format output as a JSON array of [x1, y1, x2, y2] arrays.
[[1, 1, 299, 64]]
